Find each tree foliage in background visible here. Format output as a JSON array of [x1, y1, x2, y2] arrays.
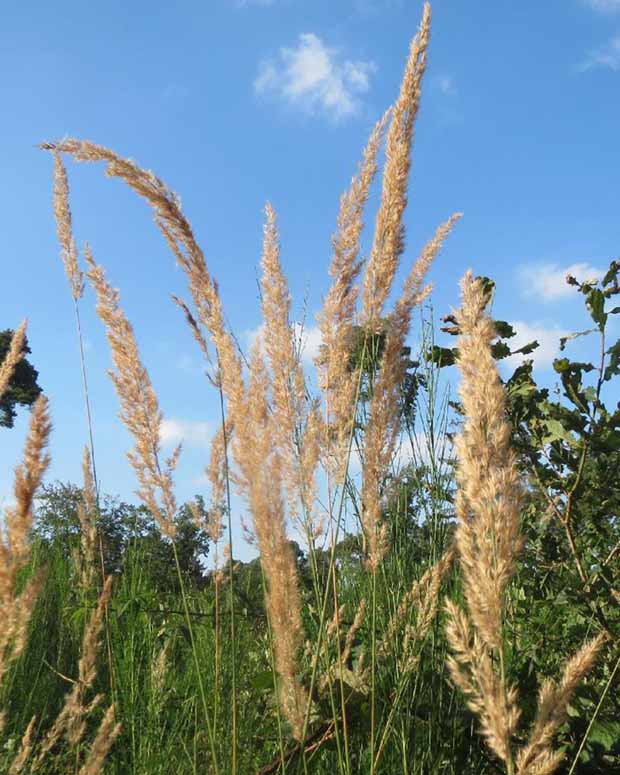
[[33, 483, 211, 592], [0, 327, 42, 427]]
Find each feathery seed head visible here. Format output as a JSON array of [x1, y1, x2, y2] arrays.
[[0, 321, 27, 400], [84, 246, 177, 539], [361, 3, 431, 324], [52, 151, 84, 300]]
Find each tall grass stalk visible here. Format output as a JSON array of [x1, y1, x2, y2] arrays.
[[51, 151, 117, 711], [217, 379, 238, 775]]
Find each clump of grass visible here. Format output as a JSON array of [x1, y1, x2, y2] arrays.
[[35, 4, 462, 770], [1, 342, 120, 774], [4, 2, 609, 772]]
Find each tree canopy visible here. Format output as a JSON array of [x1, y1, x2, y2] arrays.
[[0, 328, 42, 428]]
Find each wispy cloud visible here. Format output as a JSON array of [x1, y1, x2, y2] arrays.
[[519, 261, 604, 301], [160, 418, 212, 447], [579, 36, 620, 71], [254, 33, 375, 121], [431, 73, 463, 124], [581, 0, 620, 12], [296, 323, 323, 363], [435, 74, 457, 97], [504, 321, 569, 371]]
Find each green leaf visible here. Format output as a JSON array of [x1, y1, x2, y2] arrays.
[[602, 260, 620, 287], [428, 345, 457, 367], [604, 340, 620, 382], [586, 289, 607, 330], [250, 670, 276, 692], [494, 320, 516, 339], [587, 718, 620, 749], [491, 341, 511, 360], [508, 381, 536, 399], [512, 340, 539, 356], [477, 276, 495, 304], [542, 418, 578, 447]]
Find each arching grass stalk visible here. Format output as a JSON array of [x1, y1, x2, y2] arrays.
[[81, 248, 220, 775], [50, 151, 116, 709], [329, 560, 351, 775], [370, 566, 378, 775], [296, 510, 347, 775], [218, 383, 238, 775], [288, 417, 349, 772], [295, 332, 370, 774], [171, 541, 220, 775], [75, 296, 118, 716]]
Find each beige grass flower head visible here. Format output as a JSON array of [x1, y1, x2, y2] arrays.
[[52, 151, 84, 300], [0, 394, 50, 698], [84, 246, 178, 539], [260, 203, 322, 541], [361, 2, 431, 324], [0, 321, 27, 400], [317, 110, 389, 483]]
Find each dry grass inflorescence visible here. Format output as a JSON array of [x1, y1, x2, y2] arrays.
[[0, 2, 610, 773]]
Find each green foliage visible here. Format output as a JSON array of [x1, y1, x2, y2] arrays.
[[0, 328, 42, 427], [345, 322, 426, 429], [33, 483, 211, 592]]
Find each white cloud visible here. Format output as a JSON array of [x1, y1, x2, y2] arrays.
[[346, 431, 454, 482], [503, 321, 569, 371], [254, 33, 375, 121], [519, 261, 604, 301], [244, 322, 264, 356], [582, 0, 620, 12], [245, 322, 323, 365], [580, 36, 620, 71], [295, 323, 323, 364], [435, 74, 457, 97], [160, 418, 212, 447]]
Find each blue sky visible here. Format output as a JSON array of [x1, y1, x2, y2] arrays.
[[1, 0, 619, 548]]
